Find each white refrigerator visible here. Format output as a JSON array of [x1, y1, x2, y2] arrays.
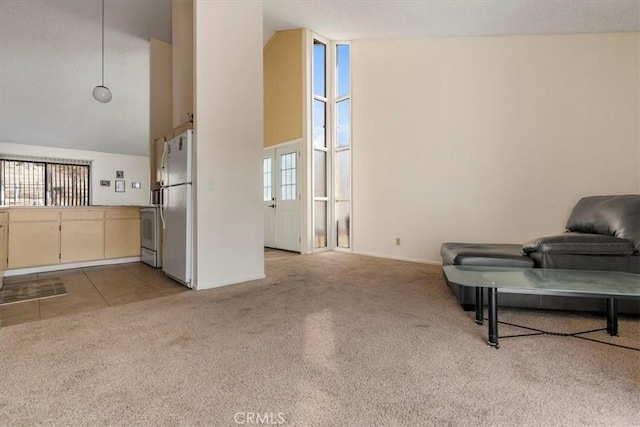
[[161, 130, 193, 288]]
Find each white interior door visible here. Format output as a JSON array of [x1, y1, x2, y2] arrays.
[[263, 143, 301, 252], [263, 149, 276, 248]]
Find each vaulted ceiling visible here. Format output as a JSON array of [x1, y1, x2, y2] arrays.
[[0, 1, 637, 157], [263, 0, 640, 42], [0, 0, 171, 157]]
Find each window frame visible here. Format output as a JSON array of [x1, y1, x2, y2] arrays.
[[332, 41, 352, 251], [311, 35, 332, 251], [309, 35, 353, 253], [0, 156, 91, 207]]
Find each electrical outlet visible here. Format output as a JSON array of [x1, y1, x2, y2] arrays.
[[396, 237, 401, 246]]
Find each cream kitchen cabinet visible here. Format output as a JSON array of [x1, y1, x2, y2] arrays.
[[0, 212, 8, 270], [5, 207, 140, 270], [104, 209, 141, 259], [60, 210, 105, 263], [8, 210, 61, 269]]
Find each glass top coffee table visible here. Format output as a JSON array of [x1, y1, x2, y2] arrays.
[[443, 266, 640, 350]]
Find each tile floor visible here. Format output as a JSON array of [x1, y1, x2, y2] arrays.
[[0, 262, 188, 328], [0, 249, 299, 328]]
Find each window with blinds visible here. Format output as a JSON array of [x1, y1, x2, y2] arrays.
[[0, 158, 90, 206]]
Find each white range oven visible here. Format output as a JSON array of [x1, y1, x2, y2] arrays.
[[141, 206, 162, 268]]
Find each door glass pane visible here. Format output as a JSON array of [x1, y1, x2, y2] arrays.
[[314, 201, 327, 248], [280, 153, 296, 201], [313, 100, 326, 148], [314, 150, 326, 197], [337, 201, 350, 248], [336, 99, 350, 147], [336, 44, 350, 97], [335, 150, 350, 199], [263, 157, 272, 201], [313, 41, 326, 97]]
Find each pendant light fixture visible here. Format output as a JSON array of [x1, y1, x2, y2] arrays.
[[92, 0, 112, 103]]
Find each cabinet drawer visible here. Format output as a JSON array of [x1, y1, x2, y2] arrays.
[[105, 209, 140, 220], [9, 210, 60, 222], [61, 210, 104, 221]]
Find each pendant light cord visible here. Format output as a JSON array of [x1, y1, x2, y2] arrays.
[[101, 0, 105, 86], [92, 0, 111, 102]]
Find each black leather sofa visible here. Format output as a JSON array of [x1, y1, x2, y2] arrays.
[[441, 194, 640, 314]]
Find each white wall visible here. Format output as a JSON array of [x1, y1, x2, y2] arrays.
[[150, 39, 173, 143], [172, 0, 194, 128], [352, 33, 640, 264], [0, 0, 171, 157], [149, 38, 173, 185], [0, 142, 150, 206], [193, 1, 264, 289]]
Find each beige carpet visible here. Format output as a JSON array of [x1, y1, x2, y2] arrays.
[[0, 252, 638, 426]]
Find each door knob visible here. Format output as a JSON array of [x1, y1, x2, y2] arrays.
[[267, 204, 276, 208]]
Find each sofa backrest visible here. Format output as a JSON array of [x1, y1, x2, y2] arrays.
[[566, 195, 640, 251]]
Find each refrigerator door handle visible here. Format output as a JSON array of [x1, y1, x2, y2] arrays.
[[160, 141, 168, 187], [160, 188, 166, 230]]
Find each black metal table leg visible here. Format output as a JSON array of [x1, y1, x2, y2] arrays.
[[607, 298, 618, 336], [488, 288, 499, 349], [475, 287, 483, 325]]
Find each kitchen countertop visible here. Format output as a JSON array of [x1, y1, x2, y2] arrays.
[[0, 205, 143, 210]]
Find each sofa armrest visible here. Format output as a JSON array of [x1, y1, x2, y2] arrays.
[[523, 232, 635, 255], [566, 195, 640, 251]]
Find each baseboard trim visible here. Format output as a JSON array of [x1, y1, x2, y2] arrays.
[[4, 257, 142, 277], [351, 250, 442, 266]]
